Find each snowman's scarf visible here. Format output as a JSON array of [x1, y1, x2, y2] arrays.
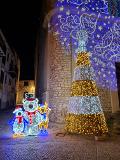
[[16, 116, 23, 124], [26, 111, 37, 124]]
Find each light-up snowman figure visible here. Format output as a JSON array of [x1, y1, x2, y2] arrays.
[[12, 105, 28, 138], [22, 94, 41, 136]]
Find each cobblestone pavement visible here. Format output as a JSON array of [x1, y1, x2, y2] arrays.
[[0, 110, 120, 160]]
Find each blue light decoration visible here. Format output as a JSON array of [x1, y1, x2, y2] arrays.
[[50, 0, 120, 90], [10, 93, 51, 137]]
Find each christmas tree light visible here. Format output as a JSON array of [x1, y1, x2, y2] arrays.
[[65, 30, 108, 135]]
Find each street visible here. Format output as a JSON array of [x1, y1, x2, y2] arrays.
[[0, 110, 120, 160]]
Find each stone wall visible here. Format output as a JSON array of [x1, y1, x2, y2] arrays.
[[98, 87, 112, 112], [45, 32, 72, 123]]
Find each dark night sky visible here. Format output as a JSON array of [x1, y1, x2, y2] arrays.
[[0, 1, 44, 80]]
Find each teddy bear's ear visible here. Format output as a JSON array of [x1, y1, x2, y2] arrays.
[[22, 98, 26, 104]]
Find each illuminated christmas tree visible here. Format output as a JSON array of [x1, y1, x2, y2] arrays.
[[65, 30, 108, 135]]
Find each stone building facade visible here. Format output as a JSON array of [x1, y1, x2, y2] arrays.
[[35, 0, 120, 123], [16, 80, 35, 104], [0, 30, 20, 109]]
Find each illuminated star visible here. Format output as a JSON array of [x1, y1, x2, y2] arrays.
[[103, 23, 106, 26], [98, 26, 103, 31], [81, 8, 86, 11], [60, 6, 64, 11], [97, 34, 100, 38], [66, 10, 70, 15], [54, 31, 59, 35], [58, 15, 62, 18], [64, 38, 67, 41], [103, 74, 106, 77]]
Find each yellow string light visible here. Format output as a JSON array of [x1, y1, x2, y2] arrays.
[[71, 80, 98, 96], [76, 52, 90, 66], [66, 49, 108, 135], [65, 113, 108, 135]]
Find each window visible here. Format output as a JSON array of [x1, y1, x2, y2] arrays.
[[24, 81, 29, 86]]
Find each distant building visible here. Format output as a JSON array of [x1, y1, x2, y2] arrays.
[[16, 80, 35, 104], [0, 30, 20, 109]]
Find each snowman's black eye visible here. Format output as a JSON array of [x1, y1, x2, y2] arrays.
[[29, 104, 33, 109], [18, 112, 21, 116]]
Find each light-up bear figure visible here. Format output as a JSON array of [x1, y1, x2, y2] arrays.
[[12, 105, 28, 138], [38, 102, 51, 135], [22, 97, 41, 136]]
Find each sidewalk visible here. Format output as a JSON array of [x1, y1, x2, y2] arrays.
[[0, 110, 120, 160]]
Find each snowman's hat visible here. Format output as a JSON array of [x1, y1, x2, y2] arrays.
[[13, 104, 23, 113], [25, 98, 35, 101]]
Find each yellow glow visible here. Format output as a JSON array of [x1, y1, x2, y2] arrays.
[[31, 86, 35, 92], [65, 113, 108, 135], [38, 102, 51, 130], [13, 133, 25, 138], [71, 80, 98, 96], [39, 121, 48, 130], [65, 50, 108, 135], [76, 52, 90, 66]]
